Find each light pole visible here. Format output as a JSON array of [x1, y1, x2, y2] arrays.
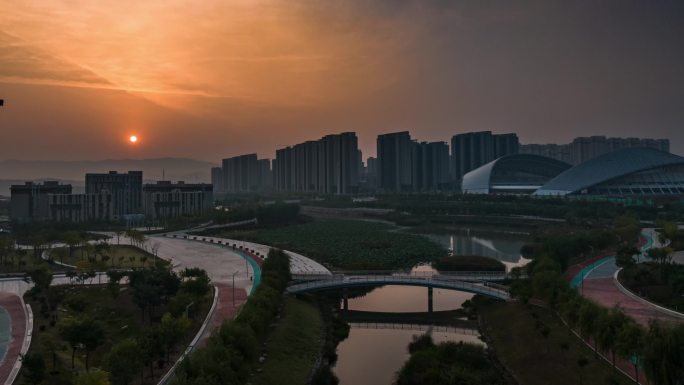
[[232, 271, 239, 307]]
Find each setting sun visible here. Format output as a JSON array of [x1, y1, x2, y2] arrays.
[[129, 135, 138, 143]]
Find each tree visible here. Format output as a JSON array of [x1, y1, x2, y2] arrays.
[[41, 333, 64, 373], [81, 319, 106, 370], [25, 266, 53, 294], [74, 368, 111, 385], [596, 307, 629, 366], [578, 301, 602, 356], [616, 321, 644, 384], [160, 313, 191, 363], [615, 246, 639, 268], [0, 237, 15, 267], [60, 319, 82, 369], [104, 339, 144, 385], [576, 356, 589, 385], [181, 268, 211, 299], [642, 321, 684, 385], [21, 352, 45, 385], [647, 247, 673, 265], [60, 318, 105, 370], [64, 230, 82, 263]]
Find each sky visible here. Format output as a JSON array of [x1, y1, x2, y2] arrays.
[[1, 0, 684, 162]]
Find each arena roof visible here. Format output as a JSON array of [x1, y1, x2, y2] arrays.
[[534, 147, 684, 196], [462, 154, 571, 194]]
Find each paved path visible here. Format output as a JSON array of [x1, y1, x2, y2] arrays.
[[169, 234, 331, 275], [0, 293, 25, 385], [577, 229, 683, 326]]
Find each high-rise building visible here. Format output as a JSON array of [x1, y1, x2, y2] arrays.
[[412, 141, 451, 191], [211, 167, 224, 193], [365, 156, 378, 189], [520, 136, 670, 165], [273, 132, 360, 194], [451, 131, 519, 182], [85, 171, 143, 217], [377, 131, 413, 192], [494, 133, 520, 158], [257, 159, 273, 189], [219, 154, 272, 193], [10, 181, 73, 222]]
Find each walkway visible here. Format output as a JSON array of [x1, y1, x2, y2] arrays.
[[575, 229, 683, 326], [168, 234, 331, 275], [0, 293, 26, 385]]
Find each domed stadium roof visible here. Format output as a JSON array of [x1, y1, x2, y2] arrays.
[[534, 147, 684, 196], [462, 154, 571, 194]]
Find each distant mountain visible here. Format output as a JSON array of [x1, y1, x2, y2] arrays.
[[0, 158, 218, 195]]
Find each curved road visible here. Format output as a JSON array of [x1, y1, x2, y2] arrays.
[[577, 228, 684, 325]]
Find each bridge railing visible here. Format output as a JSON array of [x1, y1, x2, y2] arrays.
[[292, 270, 510, 281], [286, 274, 510, 300]]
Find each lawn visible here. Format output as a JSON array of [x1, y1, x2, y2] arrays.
[[619, 262, 684, 311], [217, 220, 446, 270], [251, 298, 323, 385], [477, 299, 634, 385], [0, 251, 64, 274], [50, 245, 169, 270], [20, 280, 210, 385]]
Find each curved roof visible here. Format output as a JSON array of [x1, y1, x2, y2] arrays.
[[534, 147, 684, 196], [462, 154, 571, 194]]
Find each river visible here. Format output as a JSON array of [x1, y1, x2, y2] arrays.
[[331, 226, 530, 385]]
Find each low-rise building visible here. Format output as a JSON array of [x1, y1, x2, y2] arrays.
[[47, 193, 114, 222], [10, 181, 72, 222], [143, 181, 213, 219]]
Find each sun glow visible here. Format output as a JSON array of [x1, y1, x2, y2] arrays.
[[129, 135, 138, 143]]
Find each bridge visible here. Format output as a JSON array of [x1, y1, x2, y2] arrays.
[[348, 322, 479, 336], [286, 272, 511, 303]]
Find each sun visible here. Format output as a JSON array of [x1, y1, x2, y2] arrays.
[[129, 135, 138, 143]]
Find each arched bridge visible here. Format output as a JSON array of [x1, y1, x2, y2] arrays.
[[286, 273, 511, 301]]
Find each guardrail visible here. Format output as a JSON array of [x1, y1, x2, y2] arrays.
[[6, 303, 33, 385], [157, 284, 220, 385]]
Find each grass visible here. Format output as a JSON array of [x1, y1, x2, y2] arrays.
[[251, 298, 323, 385], [477, 299, 633, 385], [21, 284, 210, 385], [216, 219, 446, 270], [618, 262, 684, 311], [0, 253, 64, 273], [51, 245, 169, 270]]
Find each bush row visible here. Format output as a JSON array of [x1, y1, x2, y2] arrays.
[[171, 249, 291, 385]]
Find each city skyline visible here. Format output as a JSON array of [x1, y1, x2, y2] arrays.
[[2, 1, 684, 161]]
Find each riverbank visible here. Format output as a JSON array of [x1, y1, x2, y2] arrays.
[[251, 298, 323, 385], [477, 299, 633, 385]]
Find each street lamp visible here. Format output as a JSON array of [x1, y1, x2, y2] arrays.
[[232, 271, 239, 307]]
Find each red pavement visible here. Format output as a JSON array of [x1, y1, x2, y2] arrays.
[[198, 283, 248, 345], [0, 293, 26, 385], [582, 277, 683, 326], [564, 251, 612, 282]]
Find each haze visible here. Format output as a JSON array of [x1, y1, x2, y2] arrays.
[[1, 0, 684, 161]]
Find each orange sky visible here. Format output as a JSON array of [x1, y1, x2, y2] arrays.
[[1, 0, 684, 161]]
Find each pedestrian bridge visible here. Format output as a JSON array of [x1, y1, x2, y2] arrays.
[[286, 273, 511, 301], [348, 322, 479, 336]]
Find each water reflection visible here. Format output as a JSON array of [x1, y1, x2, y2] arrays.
[[345, 285, 473, 313], [422, 227, 531, 268], [334, 325, 482, 385], [333, 285, 480, 385]]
